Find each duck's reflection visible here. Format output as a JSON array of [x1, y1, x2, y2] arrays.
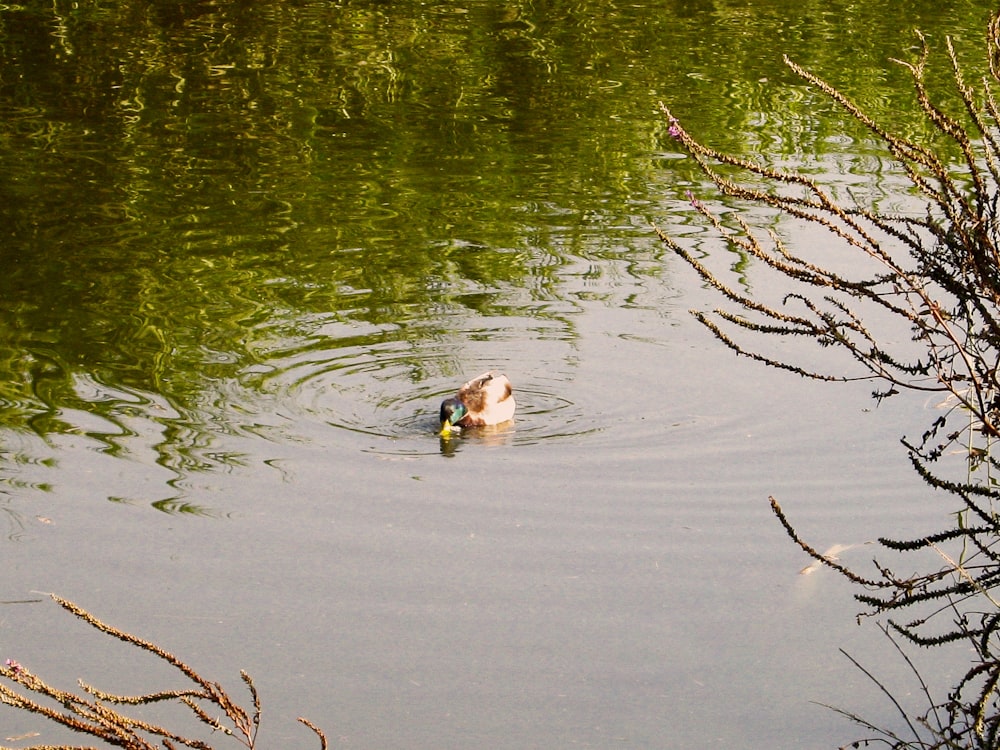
[[438, 420, 516, 456]]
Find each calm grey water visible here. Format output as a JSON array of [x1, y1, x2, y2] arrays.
[[0, 1, 993, 747]]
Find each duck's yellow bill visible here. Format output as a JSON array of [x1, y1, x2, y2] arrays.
[[439, 423, 452, 436]]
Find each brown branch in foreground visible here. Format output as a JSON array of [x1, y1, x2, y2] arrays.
[[297, 718, 329, 750], [768, 496, 891, 588], [661, 13, 1000, 749], [0, 594, 326, 750]]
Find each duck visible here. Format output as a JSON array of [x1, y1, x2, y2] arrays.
[[439, 371, 516, 435]]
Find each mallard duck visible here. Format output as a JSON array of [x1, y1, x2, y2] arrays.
[[439, 371, 516, 435]]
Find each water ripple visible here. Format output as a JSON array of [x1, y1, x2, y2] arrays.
[[241, 327, 595, 451]]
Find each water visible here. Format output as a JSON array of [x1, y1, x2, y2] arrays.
[[0, 1, 995, 747]]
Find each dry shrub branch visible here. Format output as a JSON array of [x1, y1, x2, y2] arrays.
[[657, 10, 1000, 749], [0, 594, 327, 750]]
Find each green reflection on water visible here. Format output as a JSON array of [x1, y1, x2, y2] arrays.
[[0, 0, 996, 503]]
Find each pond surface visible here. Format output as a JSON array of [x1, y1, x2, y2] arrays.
[[1, 1, 995, 747]]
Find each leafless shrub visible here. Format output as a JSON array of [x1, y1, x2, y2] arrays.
[[656, 11, 1000, 748], [0, 594, 327, 750]]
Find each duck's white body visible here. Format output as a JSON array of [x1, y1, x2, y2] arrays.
[[439, 371, 516, 432]]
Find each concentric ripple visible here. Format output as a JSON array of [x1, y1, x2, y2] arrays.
[[239, 322, 597, 453]]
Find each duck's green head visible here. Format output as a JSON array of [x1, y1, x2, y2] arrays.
[[439, 398, 467, 435]]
